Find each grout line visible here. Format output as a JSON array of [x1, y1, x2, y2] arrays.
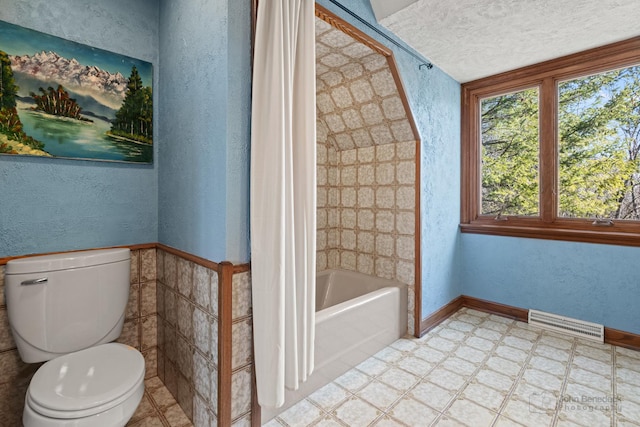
[[550, 338, 578, 426]]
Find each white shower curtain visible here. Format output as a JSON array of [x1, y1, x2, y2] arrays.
[[250, 0, 316, 409]]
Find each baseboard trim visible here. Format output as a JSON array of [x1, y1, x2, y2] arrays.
[[420, 295, 640, 351], [460, 295, 529, 322], [605, 327, 640, 351], [419, 296, 464, 336]]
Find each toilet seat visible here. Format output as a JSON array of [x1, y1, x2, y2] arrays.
[[26, 343, 145, 419]]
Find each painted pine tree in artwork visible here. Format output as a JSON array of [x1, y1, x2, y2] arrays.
[[0, 50, 18, 110], [0, 49, 44, 153], [110, 65, 153, 144]]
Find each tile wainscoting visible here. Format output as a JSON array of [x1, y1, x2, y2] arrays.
[[155, 246, 255, 426], [0, 245, 257, 427]]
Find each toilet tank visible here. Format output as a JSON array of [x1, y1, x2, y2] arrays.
[[5, 248, 131, 363]]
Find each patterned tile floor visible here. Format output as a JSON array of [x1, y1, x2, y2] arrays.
[[127, 377, 193, 427], [264, 308, 640, 427]]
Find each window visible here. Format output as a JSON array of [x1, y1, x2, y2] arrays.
[[461, 37, 640, 246], [481, 88, 540, 217]]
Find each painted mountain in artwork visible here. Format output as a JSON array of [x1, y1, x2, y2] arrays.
[[10, 51, 128, 119]]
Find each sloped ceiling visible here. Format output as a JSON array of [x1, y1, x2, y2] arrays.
[[315, 17, 415, 151], [375, 0, 640, 83]]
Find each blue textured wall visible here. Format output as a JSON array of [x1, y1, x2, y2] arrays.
[[0, 0, 159, 257], [461, 234, 640, 334], [316, 0, 462, 319], [157, 0, 251, 263]]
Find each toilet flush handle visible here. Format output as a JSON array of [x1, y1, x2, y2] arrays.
[[21, 277, 48, 286]]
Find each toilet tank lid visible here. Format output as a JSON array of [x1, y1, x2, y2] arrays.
[[5, 248, 130, 275]]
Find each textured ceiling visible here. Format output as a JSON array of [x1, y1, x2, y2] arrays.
[[377, 0, 640, 83], [315, 17, 415, 151]]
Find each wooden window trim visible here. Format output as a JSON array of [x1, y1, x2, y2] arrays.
[[461, 36, 640, 247]]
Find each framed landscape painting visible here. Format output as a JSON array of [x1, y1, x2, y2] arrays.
[[0, 20, 153, 163]]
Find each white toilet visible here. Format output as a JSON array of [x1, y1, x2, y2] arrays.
[[5, 248, 145, 427]]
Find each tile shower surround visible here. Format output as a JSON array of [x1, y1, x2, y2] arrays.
[[314, 9, 420, 337], [316, 138, 417, 334], [0, 246, 255, 427]]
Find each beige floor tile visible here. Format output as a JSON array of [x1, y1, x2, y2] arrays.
[[528, 355, 567, 376], [509, 327, 539, 342], [412, 345, 447, 363], [521, 368, 563, 392], [486, 356, 522, 377], [618, 367, 640, 387], [377, 367, 420, 392], [437, 328, 467, 342], [307, 382, 351, 411], [574, 343, 612, 363], [396, 355, 433, 377], [278, 398, 324, 427], [464, 336, 495, 352], [433, 416, 467, 426], [573, 355, 612, 376], [501, 397, 555, 427], [617, 354, 640, 371], [495, 344, 529, 364], [456, 313, 485, 326], [423, 367, 466, 392], [617, 399, 640, 424], [538, 333, 574, 351], [410, 381, 456, 411], [356, 380, 404, 411], [461, 382, 507, 412], [390, 337, 419, 353], [473, 328, 503, 342], [441, 356, 477, 376], [454, 345, 486, 364], [474, 368, 516, 392], [356, 356, 390, 377], [617, 381, 640, 405], [332, 396, 382, 426], [374, 346, 405, 363], [535, 344, 571, 363], [617, 346, 640, 360], [448, 320, 475, 333], [128, 415, 166, 427], [371, 415, 409, 426], [492, 416, 527, 427], [568, 366, 611, 392], [335, 368, 372, 392], [427, 336, 459, 353], [387, 397, 440, 426], [481, 320, 510, 334], [313, 415, 348, 426], [162, 403, 192, 427], [444, 398, 498, 426], [501, 336, 534, 352]]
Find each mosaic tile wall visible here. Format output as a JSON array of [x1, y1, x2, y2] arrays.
[[156, 249, 219, 425], [0, 247, 158, 426]]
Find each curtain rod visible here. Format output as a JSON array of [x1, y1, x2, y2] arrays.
[[326, 0, 433, 70]]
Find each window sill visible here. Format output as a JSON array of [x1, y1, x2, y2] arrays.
[[459, 223, 640, 247]]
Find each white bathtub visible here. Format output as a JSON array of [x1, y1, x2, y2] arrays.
[[262, 269, 407, 423]]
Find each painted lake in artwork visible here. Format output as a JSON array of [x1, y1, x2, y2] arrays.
[[16, 101, 152, 163]]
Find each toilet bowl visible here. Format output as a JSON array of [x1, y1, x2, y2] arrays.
[[23, 343, 145, 427], [4, 248, 145, 427]]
